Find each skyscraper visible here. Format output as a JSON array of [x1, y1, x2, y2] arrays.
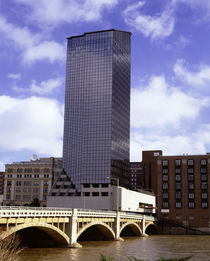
[[63, 29, 131, 191]]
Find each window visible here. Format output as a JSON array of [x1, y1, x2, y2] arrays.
[[201, 175, 207, 181], [163, 175, 168, 181], [188, 168, 194, 174], [176, 175, 181, 181], [176, 202, 182, 208], [23, 188, 31, 193], [189, 202, 195, 208], [163, 183, 168, 189], [202, 202, 208, 208], [188, 175, 194, 181], [201, 168, 207, 173], [188, 159, 194, 166], [188, 183, 194, 189], [176, 192, 181, 199], [92, 192, 99, 196], [17, 168, 23, 173], [101, 192, 109, 196], [6, 195, 10, 200], [16, 195, 21, 200], [176, 183, 181, 190], [163, 193, 168, 199], [7, 169, 13, 173], [16, 188, 21, 192], [162, 169, 168, 174], [201, 182, 207, 189], [43, 188, 48, 193], [24, 181, 31, 186], [33, 188, 39, 193], [92, 184, 99, 188], [44, 174, 49, 178], [34, 181, 39, 186], [163, 202, 169, 208], [189, 193, 194, 199], [44, 181, 49, 186], [23, 195, 31, 200], [16, 181, 22, 186], [201, 159, 207, 165], [162, 160, 168, 166], [7, 181, 12, 186], [175, 159, 181, 166], [202, 193, 207, 199], [175, 169, 181, 174]]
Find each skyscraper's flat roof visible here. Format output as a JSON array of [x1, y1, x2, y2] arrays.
[[67, 29, 131, 39]]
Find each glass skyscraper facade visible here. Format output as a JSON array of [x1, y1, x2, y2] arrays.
[[63, 29, 131, 191]]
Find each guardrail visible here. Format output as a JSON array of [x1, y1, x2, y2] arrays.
[[0, 206, 155, 220]]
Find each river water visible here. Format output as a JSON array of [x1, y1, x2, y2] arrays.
[[19, 235, 210, 261]]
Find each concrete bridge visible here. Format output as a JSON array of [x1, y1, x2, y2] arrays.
[[0, 207, 156, 247]]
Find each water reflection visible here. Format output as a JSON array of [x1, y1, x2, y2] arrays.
[[20, 235, 210, 261]]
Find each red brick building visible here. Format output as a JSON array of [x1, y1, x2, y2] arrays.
[[142, 150, 210, 233]]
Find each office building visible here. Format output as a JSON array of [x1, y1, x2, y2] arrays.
[[63, 29, 131, 191], [142, 150, 210, 233], [3, 157, 62, 206]]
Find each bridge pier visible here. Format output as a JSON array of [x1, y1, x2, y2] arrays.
[[68, 209, 82, 248], [141, 215, 148, 237], [114, 211, 124, 241]]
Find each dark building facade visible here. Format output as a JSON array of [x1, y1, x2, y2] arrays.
[[129, 162, 144, 190], [142, 150, 210, 232], [0, 171, 4, 195], [63, 29, 131, 191]]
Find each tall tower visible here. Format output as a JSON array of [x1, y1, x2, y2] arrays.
[[63, 29, 131, 191]]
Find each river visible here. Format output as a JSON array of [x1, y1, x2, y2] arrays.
[[19, 235, 210, 261]]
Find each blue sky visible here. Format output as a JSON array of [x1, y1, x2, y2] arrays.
[[1, 0, 210, 170]]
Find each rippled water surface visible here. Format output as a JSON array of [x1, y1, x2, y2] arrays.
[[20, 235, 210, 261]]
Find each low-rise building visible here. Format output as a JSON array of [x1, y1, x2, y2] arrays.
[[47, 171, 156, 214], [3, 157, 62, 207], [142, 150, 210, 233]]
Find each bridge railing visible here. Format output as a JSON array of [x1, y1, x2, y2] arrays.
[[0, 206, 155, 221]]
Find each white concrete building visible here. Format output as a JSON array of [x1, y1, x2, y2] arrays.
[[47, 185, 156, 215]]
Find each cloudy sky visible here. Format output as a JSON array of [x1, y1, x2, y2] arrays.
[[1, 0, 210, 170]]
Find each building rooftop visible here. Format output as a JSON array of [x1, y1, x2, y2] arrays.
[[67, 29, 131, 39]]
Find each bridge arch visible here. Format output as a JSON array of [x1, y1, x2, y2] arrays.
[[145, 222, 158, 234], [120, 222, 142, 236], [0, 222, 69, 245], [77, 221, 115, 240]]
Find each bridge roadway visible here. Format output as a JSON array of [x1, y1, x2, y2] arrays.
[[0, 207, 156, 247]]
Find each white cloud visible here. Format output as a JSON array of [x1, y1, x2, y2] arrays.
[[123, 1, 175, 39], [0, 95, 63, 156], [173, 0, 210, 10], [0, 161, 5, 171], [15, 0, 118, 27], [130, 127, 210, 161], [0, 15, 65, 64], [23, 41, 65, 64], [131, 75, 208, 128], [174, 59, 210, 87], [7, 73, 21, 80], [13, 78, 63, 95]]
